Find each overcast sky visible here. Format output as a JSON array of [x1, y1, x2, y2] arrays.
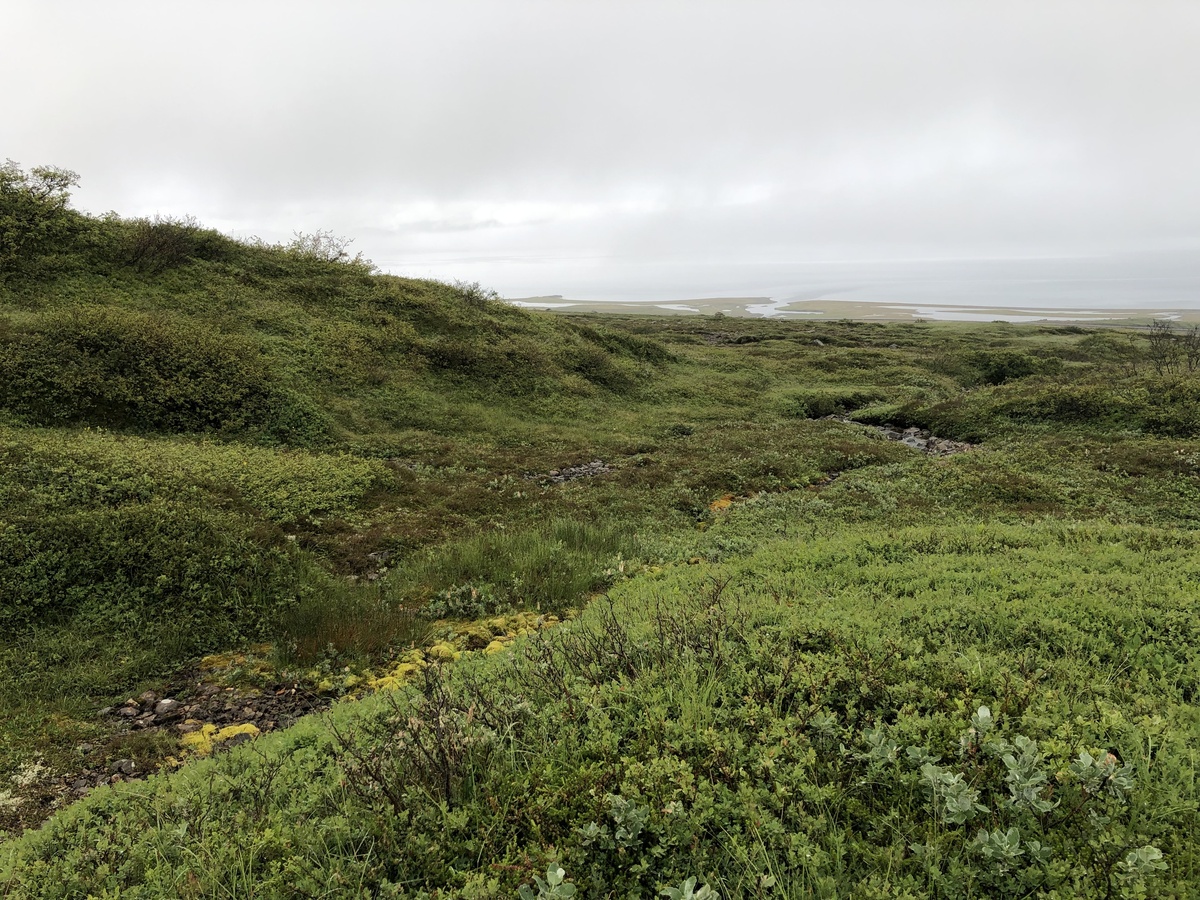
[[4, 1, 1199, 301]]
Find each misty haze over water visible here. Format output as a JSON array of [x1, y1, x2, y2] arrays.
[[490, 252, 1200, 314]]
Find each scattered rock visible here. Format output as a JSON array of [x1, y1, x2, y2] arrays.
[[824, 417, 973, 456], [154, 698, 182, 717], [526, 460, 611, 485], [70, 673, 327, 813], [887, 425, 973, 455]]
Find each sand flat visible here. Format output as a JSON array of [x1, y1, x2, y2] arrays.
[[507, 295, 1200, 324]]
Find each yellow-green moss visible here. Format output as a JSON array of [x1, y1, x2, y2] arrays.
[[179, 722, 261, 757]]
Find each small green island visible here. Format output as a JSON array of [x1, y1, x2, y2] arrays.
[[2, 164, 1199, 898]]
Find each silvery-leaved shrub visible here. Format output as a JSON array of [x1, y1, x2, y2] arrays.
[[518, 865, 576, 900], [661, 876, 718, 900]]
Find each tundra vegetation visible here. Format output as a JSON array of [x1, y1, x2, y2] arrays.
[[1, 163, 1198, 897]]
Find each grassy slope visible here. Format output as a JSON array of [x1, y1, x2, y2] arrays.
[[6, 458, 1200, 898], [2, 207, 1200, 896]]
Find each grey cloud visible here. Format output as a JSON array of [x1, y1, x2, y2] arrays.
[[3, 0, 1199, 298]]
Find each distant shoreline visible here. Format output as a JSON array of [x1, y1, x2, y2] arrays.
[[507, 295, 1200, 325]]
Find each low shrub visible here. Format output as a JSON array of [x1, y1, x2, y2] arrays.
[[563, 344, 639, 391], [781, 386, 880, 419], [123, 215, 231, 273], [418, 334, 556, 393], [971, 349, 1046, 385], [0, 425, 386, 526], [0, 162, 81, 283], [0, 500, 301, 641], [910, 374, 1200, 441], [571, 323, 673, 364], [0, 306, 324, 441]]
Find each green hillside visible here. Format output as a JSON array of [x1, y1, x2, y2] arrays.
[[2, 165, 1199, 897]]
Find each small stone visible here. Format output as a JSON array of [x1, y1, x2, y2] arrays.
[[223, 733, 254, 749], [155, 699, 182, 716], [177, 720, 203, 734], [110, 759, 137, 776], [138, 690, 159, 705], [116, 706, 140, 718]]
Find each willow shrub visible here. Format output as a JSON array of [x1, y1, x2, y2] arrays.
[[0, 499, 302, 639], [0, 306, 325, 442]]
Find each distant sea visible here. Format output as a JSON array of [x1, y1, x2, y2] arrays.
[[501, 251, 1200, 321]]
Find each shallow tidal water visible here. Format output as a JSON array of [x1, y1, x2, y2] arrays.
[[504, 250, 1200, 321]]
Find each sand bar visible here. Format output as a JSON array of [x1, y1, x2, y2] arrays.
[[507, 295, 1200, 324]]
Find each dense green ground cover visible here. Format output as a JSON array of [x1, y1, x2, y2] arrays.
[[3, 166, 1200, 896], [4, 517, 1198, 897]]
